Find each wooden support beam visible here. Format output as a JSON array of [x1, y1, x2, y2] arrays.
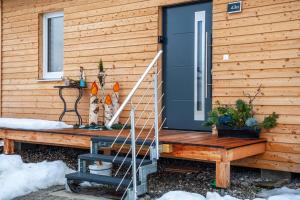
[[161, 144, 224, 161], [160, 144, 173, 153], [216, 161, 230, 188], [102, 148, 111, 155], [2, 131, 90, 149], [4, 139, 14, 154], [227, 142, 266, 161]]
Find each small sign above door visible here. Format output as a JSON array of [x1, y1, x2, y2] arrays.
[[227, 1, 242, 14]]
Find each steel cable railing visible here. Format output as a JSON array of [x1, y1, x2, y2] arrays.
[[116, 104, 165, 193], [120, 117, 166, 200], [105, 50, 163, 200]]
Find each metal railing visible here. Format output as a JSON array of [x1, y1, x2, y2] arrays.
[[106, 50, 163, 128], [105, 50, 164, 200]]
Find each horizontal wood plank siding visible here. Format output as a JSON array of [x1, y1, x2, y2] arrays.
[[1, 0, 160, 126], [1, 0, 299, 173], [212, 0, 300, 172]]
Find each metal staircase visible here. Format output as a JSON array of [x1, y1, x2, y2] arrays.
[[66, 50, 164, 200]]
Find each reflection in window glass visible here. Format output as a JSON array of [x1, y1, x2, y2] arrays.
[[48, 16, 64, 72], [197, 21, 203, 112]]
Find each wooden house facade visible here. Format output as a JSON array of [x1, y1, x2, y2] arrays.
[[0, 0, 299, 174]]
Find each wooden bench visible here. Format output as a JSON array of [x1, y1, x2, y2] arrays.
[[0, 128, 266, 188]]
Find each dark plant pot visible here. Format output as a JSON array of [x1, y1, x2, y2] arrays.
[[217, 126, 261, 139]]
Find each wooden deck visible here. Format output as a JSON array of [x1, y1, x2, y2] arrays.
[[0, 128, 266, 188]]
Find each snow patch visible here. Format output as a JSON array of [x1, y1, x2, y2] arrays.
[[0, 154, 73, 200], [258, 187, 300, 200], [157, 191, 206, 200], [158, 191, 241, 200], [0, 118, 73, 130], [0, 140, 3, 147], [206, 192, 240, 200], [157, 189, 300, 200]]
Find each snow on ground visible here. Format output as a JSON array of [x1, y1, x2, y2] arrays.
[[258, 187, 300, 200], [0, 118, 73, 130], [0, 154, 73, 200], [158, 188, 300, 200]]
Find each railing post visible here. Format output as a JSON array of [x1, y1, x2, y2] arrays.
[[154, 67, 160, 159], [130, 108, 137, 200]]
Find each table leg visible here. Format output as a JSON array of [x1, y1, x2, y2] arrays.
[[74, 88, 83, 125], [58, 87, 67, 121]]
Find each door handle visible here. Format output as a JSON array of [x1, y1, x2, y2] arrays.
[[205, 32, 208, 98]]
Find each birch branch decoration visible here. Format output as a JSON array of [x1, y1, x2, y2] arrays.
[[104, 95, 113, 126], [112, 82, 120, 125], [97, 59, 106, 125], [89, 81, 99, 126]]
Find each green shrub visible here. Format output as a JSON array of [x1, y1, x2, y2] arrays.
[[205, 99, 278, 131]]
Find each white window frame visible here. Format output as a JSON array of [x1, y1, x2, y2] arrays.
[[194, 11, 206, 121], [43, 11, 64, 79]]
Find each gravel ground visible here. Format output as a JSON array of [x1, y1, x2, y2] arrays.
[[1, 144, 299, 200]]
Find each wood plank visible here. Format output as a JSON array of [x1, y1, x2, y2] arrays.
[[213, 29, 300, 46], [254, 151, 300, 164], [213, 68, 300, 80], [213, 49, 300, 63], [227, 143, 266, 161], [213, 87, 300, 98], [260, 133, 300, 144], [213, 39, 300, 55], [213, 0, 296, 14], [2, 130, 91, 149], [213, 77, 300, 88], [64, 7, 158, 27], [214, 57, 300, 71], [213, 1, 300, 22], [64, 22, 158, 40], [266, 143, 300, 154], [0, 0, 2, 117], [65, 0, 156, 21], [213, 96, 300, 106], [233, 157, 300, 173], [213, 10, 300, 30]]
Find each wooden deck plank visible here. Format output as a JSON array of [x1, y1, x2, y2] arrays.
[[159, 130, 266, 149]]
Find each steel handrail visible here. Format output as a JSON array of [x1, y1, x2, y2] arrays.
[[106, 50, 163, 128]]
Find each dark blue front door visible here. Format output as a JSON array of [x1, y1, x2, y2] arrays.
[[163, 2, 212, 131]]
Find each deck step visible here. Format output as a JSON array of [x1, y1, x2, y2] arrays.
[[79, 154, 152, 166], [91, 136, 154, 146], [66, 172, 134, 187]]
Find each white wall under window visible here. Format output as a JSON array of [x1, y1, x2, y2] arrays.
[[43, 11, 64, 79]]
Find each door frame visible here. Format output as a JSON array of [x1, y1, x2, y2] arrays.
[[159, 1, 213, 131]]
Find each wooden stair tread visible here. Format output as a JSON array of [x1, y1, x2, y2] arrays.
[[66, 172, 134, 187], [79, 154, 152, 166]]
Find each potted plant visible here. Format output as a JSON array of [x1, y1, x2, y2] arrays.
[[205, 86, 279, 139]]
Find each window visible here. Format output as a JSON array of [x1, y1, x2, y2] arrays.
[[194, 11, 206, 121], [43, 11, 64, 79]]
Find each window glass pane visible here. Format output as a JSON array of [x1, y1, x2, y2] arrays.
[[48, 16, 64, 72], [196, 21, 204, 112]]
